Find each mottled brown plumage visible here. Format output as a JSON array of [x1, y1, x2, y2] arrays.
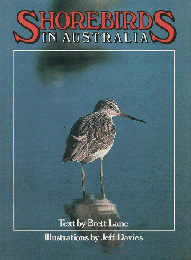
[[62, 99, 145, 178], [62, 112, 116, 164]]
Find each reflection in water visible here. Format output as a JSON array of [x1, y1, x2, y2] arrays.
[[65, 181, 123, 253]]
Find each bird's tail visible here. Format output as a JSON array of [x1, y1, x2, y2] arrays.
[[62, 156, 70, 163]]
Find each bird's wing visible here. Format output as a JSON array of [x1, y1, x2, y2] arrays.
[[62, 116, 88, 162], [63, 113, 115, 162]]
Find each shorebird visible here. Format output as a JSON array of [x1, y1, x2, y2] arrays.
[[62, 99, 146, 180]]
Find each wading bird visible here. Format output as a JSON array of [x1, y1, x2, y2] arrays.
[[62, 99, 146, 180]]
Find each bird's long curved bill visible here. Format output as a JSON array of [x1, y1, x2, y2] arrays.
[[121, 112, 146, 123]]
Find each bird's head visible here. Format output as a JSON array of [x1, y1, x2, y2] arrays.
[[93, 99, 121, 117], [93, 99, 146, 123]]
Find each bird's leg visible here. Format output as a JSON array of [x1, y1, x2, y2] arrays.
[[100, 158, 103, 180], [82, 164, 85, 196], [82, 179, 85, 197], [101, 179, 105, 198], [82, 164, 85, 179], [100, 158, 105, 197]]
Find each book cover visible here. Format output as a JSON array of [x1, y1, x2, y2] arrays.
[[1, 0, 190, 259]]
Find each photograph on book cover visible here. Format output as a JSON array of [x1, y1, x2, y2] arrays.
[[1, 0, 190, 259], [13, 49, 175, 232], [13, 50, 175, 241]]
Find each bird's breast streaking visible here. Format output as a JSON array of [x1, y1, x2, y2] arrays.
[[62, 112, 116, 164]]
